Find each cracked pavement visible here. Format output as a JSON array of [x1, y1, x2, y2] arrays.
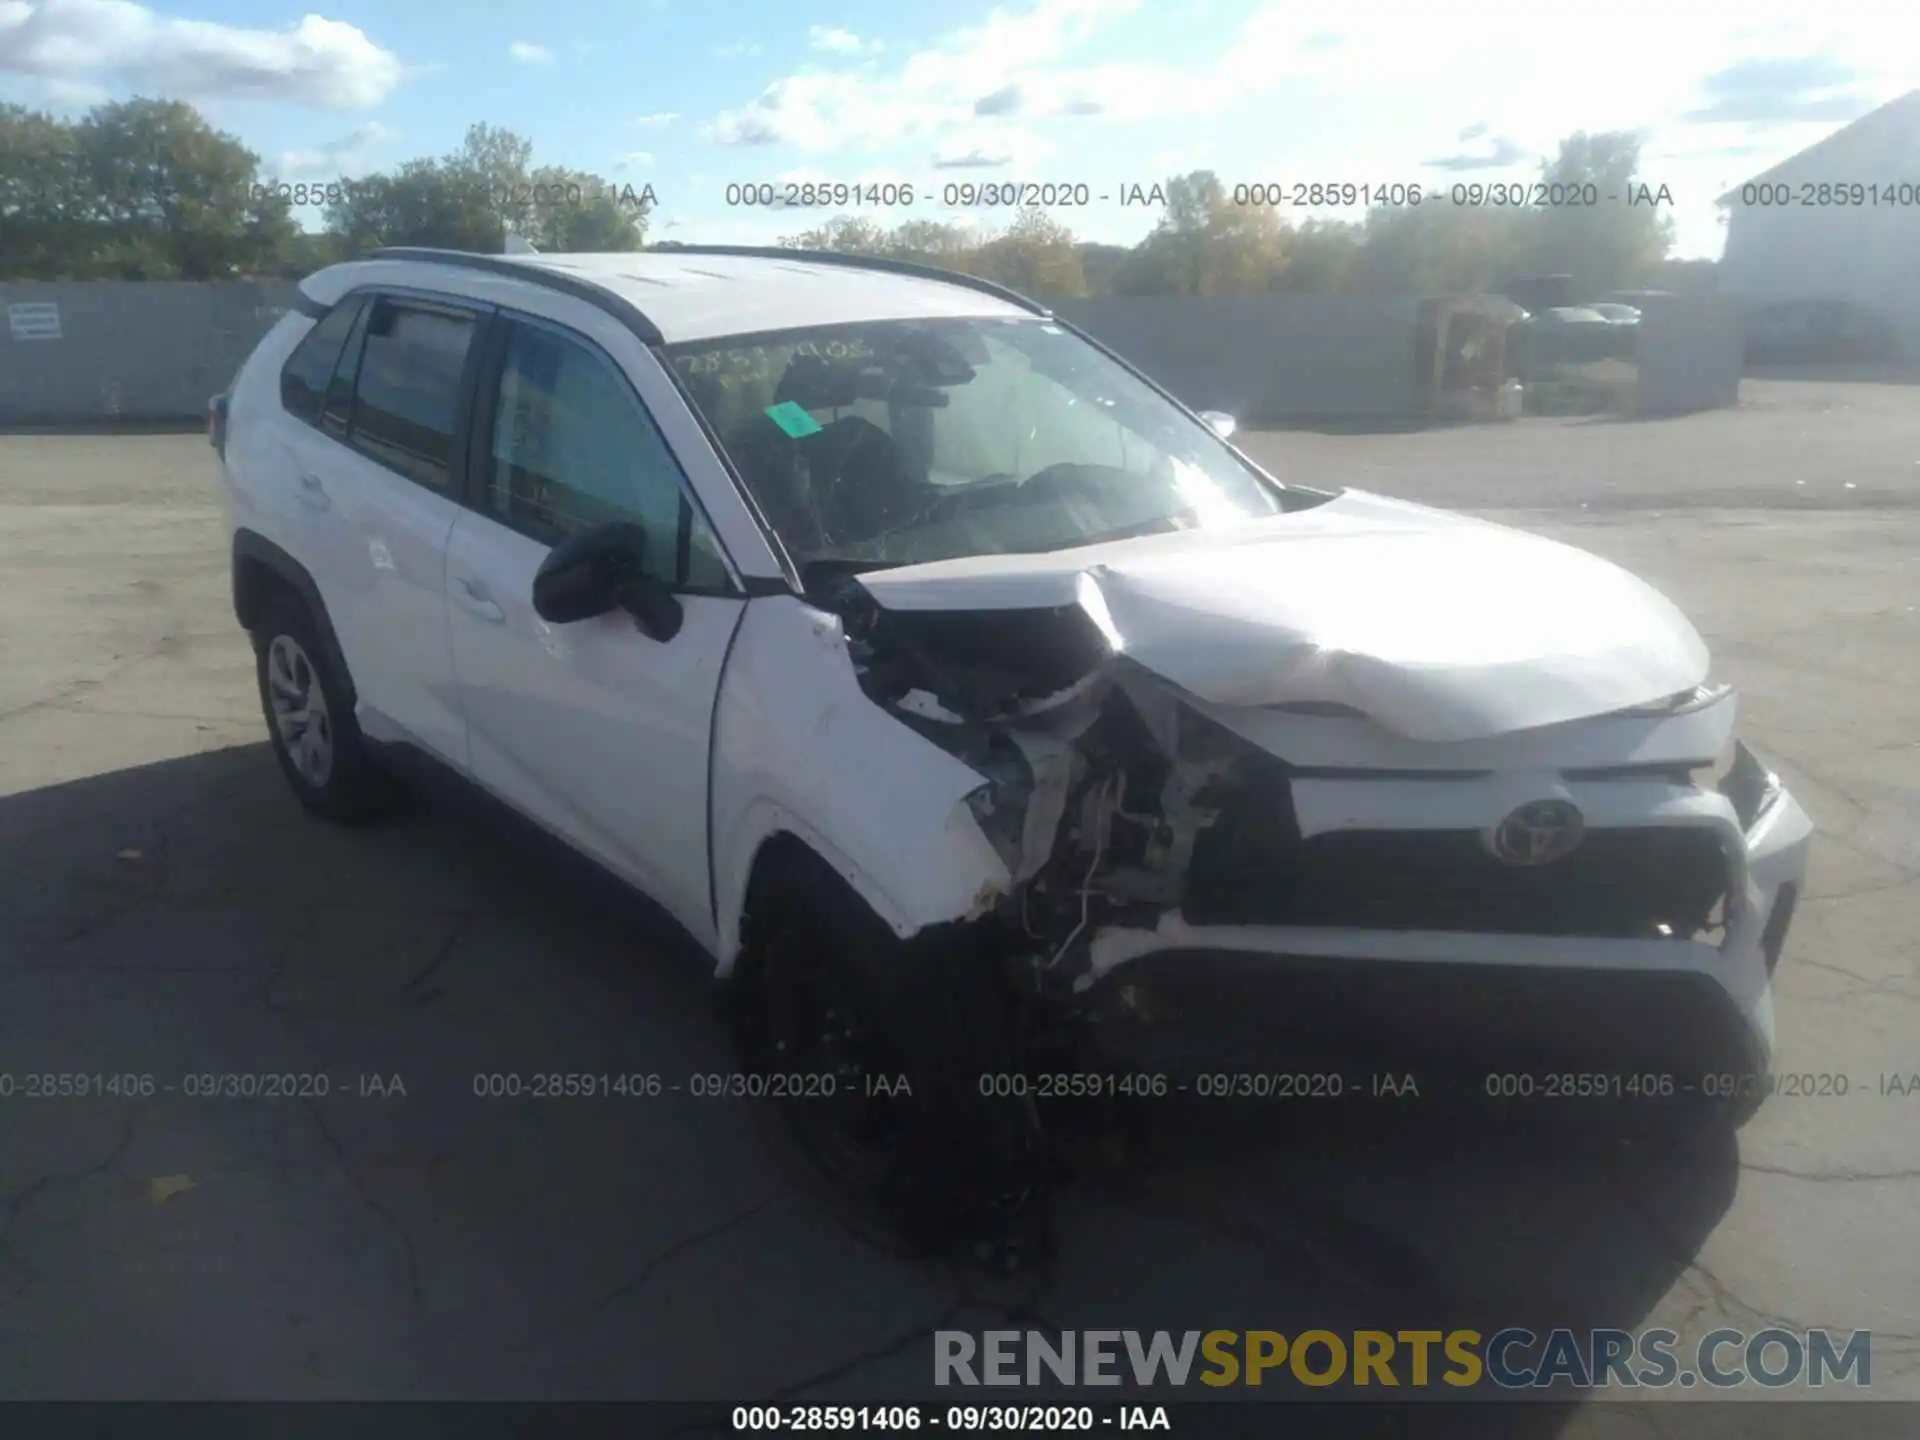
[[0, 381, 1915, 1424]]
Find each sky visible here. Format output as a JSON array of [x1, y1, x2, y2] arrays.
[[1, 0, 1914, 260]]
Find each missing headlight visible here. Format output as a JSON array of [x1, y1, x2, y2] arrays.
[[1716, 740, 1781, 831]]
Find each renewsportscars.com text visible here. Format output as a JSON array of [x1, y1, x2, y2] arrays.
[[934, 1328, 1871, 1390]]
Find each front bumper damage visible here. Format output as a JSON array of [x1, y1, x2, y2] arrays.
[[823, 577, 1812, 1097]]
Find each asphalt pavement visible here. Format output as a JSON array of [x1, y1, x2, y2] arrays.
[[1, 380, 1915, 1427]]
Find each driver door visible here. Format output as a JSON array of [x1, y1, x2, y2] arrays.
[[444, 310, 741, 944]]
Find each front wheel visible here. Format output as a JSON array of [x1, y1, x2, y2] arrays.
[[734, 861, 1050, 1264]]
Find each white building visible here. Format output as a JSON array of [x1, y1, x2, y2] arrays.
[[1717, 89, 1920, 358]]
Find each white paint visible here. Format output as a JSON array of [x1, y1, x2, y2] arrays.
[[222, 249, 1815, 1089], [855, 489, 1712, 742], [7, 302, 62, 340], [1196, 683, 1736, 771], [708, 597, 1012, 972]]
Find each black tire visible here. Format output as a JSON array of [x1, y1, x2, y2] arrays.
[[252, 598, 399, 824], [734, 852, 1051, 1264]]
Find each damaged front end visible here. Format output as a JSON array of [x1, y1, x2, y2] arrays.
[[816, 549, 1805, 1089], [820, 575, 1350, 1054]]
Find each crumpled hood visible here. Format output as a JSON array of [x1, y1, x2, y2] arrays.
[[853, 489, 1711, 743]]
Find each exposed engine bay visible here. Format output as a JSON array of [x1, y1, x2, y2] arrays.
[[818, 573, 1749, 1051]]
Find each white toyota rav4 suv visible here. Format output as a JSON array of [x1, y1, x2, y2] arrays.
[[214, 244, 1810, 1243]]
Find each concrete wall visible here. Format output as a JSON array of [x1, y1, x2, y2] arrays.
[[2, 280, 1740, 428], [1, 281, 298, 426], [1052, 294, 1423, 422], [1635, 296, 1742, 414]]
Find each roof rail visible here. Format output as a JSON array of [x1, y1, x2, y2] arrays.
[[646, 242, 1051, 317], [361, 246, 666, 345]]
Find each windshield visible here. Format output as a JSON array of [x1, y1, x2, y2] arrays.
[[662, 316, 1291, 574]]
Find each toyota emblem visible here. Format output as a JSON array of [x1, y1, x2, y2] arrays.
[[1487, 799, 1585, 866]]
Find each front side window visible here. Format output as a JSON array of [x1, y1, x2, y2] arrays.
[[663, 317, 1301, 580], [348, 298, 477, 490], [485, 320, 729, 590]]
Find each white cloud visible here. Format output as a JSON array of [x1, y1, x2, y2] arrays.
[[507, 40, 553, 64], [707, 0, 1249, 150], [809, 26, 879, 56], [617, 150, 654, 170], [276, 120, 397, 178], [690, 0, 1916, 263], [0, 0, 405, 107], [929, 123, 1054, 170], [633, 111, 679, 128], [704, 0, 1916, 165], [34, 72, 106, 106]]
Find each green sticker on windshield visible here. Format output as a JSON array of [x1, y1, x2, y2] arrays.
[[764, 400, 822, 438]]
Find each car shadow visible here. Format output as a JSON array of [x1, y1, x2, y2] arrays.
[[0, 744, 1735, 1416]]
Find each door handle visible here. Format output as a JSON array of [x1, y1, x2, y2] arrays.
[[295, 472, 330, 510], [451, 578, 505, 623]]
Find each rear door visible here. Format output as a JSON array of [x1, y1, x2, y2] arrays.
[[444, 307, 745, 945], [303, 292, 487, 768]]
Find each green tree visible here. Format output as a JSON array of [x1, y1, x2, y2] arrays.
[[1115, 171, 1286, 295], [882, 218, 977, 269], [0, 99, 294, 279], [1519, 131, 1674, 295], [969, 207, 1087, 296], [1269, 219, 1364, 293], [285, 230, 350, 274], [0, 104, 83, 278], [326, 156, 503, 253], [776, 215, 893, 253], [526, 163, 648, 251], [325, 124, 645, 255], [1074, 241, 1133, 296], [1352, 201, 1527, 294]]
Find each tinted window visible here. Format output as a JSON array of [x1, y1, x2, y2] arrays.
[[487, 320, 729, 590], [279, 299, 362, 424], [349, 298, 477, 490], [319, 299, 372, 439]]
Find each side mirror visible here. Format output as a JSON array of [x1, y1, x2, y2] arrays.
[[531, 520, 684, 642], [1198, 410, 1237, 440]]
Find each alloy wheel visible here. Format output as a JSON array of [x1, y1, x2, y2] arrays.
[[266, 633, 334, 789]]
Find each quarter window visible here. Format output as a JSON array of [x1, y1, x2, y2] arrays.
[[319, 298, 372, 439], [348, 298, 478, 491], [279, 299, 362, 425], [485, 320, 729, 590]]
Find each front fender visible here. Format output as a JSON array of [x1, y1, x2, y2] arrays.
[[709, 597, 1013, 976]]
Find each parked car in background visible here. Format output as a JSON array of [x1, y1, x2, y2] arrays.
[[1743, 300, 1899, 365], [1514, 306, 1620, 365], [1585, 303, 1642, 325], [1600, 290, 1676, 309]]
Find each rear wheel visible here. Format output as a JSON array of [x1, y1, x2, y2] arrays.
[[252, 600, 399, 823]]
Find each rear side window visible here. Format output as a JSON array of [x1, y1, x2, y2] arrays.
[[279, 300, 361, 424], [348, 298, 478, 491]]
